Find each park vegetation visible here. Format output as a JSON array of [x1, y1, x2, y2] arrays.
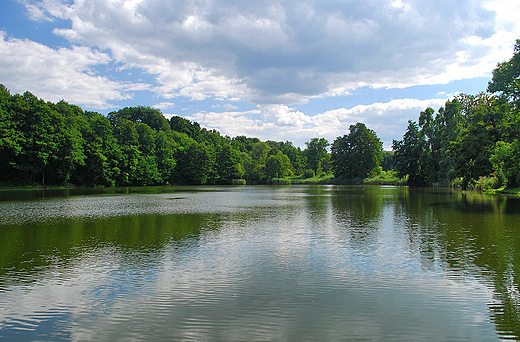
[[1, 39, 519, 190]]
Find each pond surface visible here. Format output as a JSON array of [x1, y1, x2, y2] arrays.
[[0, 185, 519, 341]]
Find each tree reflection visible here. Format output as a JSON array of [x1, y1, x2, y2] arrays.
[[0, 213, 214, 288], [397, 188, 520, 339], [330, 186, 385, 253]]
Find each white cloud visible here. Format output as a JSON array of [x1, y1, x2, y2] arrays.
[[0, 31, 145, 108], [21, 0, 519, 106], [5, 0, 519, 146], [153, 101, 175, 110], [187, 98, 448, 149]]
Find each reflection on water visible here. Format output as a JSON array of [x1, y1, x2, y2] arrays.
[[0, 185, 519, 341]]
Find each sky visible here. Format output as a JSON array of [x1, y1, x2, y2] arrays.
[[1, 0, 519, 149]]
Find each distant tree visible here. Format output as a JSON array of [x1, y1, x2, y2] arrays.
[[446, 93, 508, 189], [154, 131, 177, 184], [215, 143, 245, 183], [488, 39, 520, 107], [265, 151, 293, 179], [173, 141, 214, 185], [331, 123, 383, 180], [392, 120, 427, 186], [381, 151, 394, 171], [108, 106, 170, 132], [279, 141, 305, 175], [303, 138, 329, 174], [231, 136, 260, 152], [0, 85, 24, 184], [170, 116, 201, 138]]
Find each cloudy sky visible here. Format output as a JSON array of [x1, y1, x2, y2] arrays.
[[1, 0, 519, 148]]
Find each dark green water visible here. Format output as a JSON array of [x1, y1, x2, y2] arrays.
[[0, 185, 519, 341]]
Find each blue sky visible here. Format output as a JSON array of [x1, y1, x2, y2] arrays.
[[1, 0, 519, 148]]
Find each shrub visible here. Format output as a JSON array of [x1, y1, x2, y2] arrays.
[[232, 179, 246, 185], [303, 169, 315, 178]]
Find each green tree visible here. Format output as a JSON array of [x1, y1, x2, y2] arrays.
[[170, 116, 201, 138], [173, 141, 214, 185], [0, 85, 24, 184], [488, 39, 520, 107], [303, 138, 329, 175], [447, 93, 506, 189], [265, 151, 293, 179], [331, 123, 383, 180], [279, 141, 305, 176], [108, 106, 170, 132], [155, 131, 177, 184], [490, 140, 520, 187], [215, 143, 245, 183], [10, 91, 73, 184], [392, 120, 427, 185]]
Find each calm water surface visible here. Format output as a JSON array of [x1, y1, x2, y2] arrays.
[[0, 185, 519, 341]]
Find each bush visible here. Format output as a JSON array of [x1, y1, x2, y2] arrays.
[[232, 179, 246, 185], [303, 169, 315, 178]]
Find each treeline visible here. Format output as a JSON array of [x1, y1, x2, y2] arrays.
[[1, 39, 518, 189], [392, 39, 520, 189], [0, 87, 338, 186]]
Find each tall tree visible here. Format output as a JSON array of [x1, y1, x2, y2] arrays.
[[447, 93, 506, 189], [304, 138, 329, 175], [265, 151, 293, 179], [488, 39, 520, 107], [170, 116, 201, 138], [215, 143, 245, 183], [331, 123, 383, 180], [108, 106, 170, 132], [392, 120, 427, 186]]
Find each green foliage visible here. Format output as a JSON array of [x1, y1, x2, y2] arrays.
[[490, 140, 520, 187], [331, 123, 383, 180], [173, 141, 214, 185], [170, 116, 201, 138], [392, 120, 427, 186], [303, 169, 315, 179], [108, 106, 170, 132], [303, 138, 329, 174], [488, 39, 520, 107], [215, 143, 245, 183], [3, 38, 520, 190], [265, 151, 293, 179]]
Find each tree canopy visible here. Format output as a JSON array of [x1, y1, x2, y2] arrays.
[[331, 123, 383, 180]]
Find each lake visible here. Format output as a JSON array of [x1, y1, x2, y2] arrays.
[[0, 185, 519, 341]]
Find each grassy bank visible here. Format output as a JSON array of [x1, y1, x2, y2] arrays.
[[484, 187, 520, 195], [0, 183, 78, 190], [269, 170, 408, 186]]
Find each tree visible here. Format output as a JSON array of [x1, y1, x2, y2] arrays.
[[490, 140, 520, 187], [173, 141, 214, 185], [0, 85, 24, 184], [303, 138, 329, 174], [155, 131, 177, 184], [265, 151, 292, 179], [447, 93, 506, 189], [488, 39, 520, 107], [215, 143, 245, 183], [10, 91, 73, 184], [392, 120, 427, 186], [331, 123, 383, 180], [170, 116, 201, 138], [108, 106, 170, 132]]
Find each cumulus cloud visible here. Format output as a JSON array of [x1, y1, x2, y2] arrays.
[[188, 98, 448, 148], [0, 31, 145, 108], [3, 0, 519, 145], [21, 0, 519, 105]]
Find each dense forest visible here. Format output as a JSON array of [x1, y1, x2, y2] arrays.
[[0, 39, 519, 189], [393, 39, 520, 190]]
